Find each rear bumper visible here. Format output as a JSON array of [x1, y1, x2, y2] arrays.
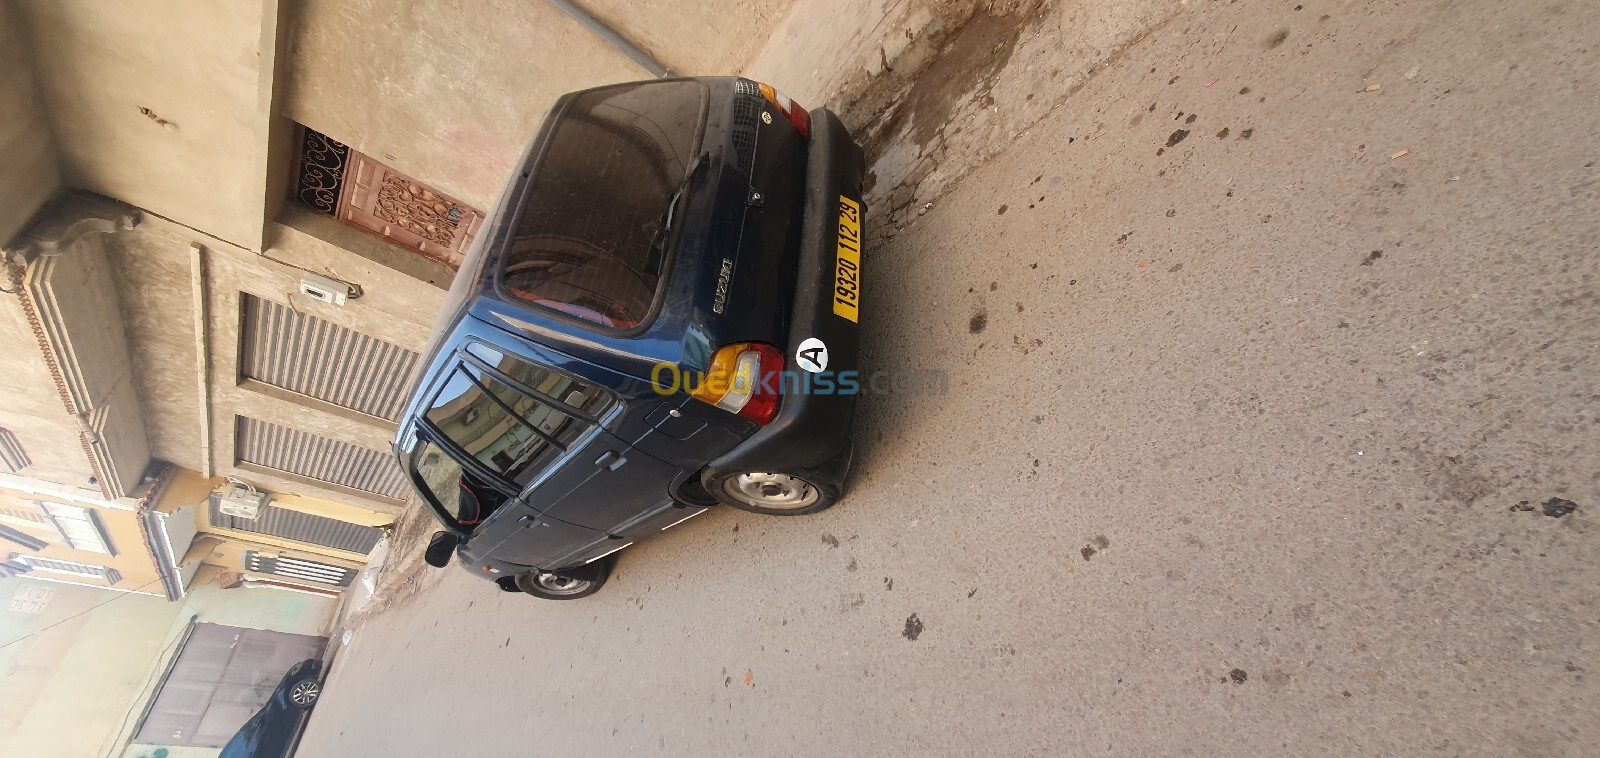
[[708, 108, 866, 475]]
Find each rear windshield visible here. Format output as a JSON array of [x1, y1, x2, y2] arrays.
[[501, 81, 708, 329]]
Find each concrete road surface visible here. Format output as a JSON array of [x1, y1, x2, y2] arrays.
[[298, 0, 1600, 754]]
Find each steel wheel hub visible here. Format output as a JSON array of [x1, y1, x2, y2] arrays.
[[722, 472, 819, 510], [534, 573, 591, 595]]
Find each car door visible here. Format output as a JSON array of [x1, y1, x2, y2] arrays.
[[470, 502, 611, 569], [454, 339, 686, 534], [411, 362, 612, 569], [526, 427, 682, 534], [427, 342, 684, 536]]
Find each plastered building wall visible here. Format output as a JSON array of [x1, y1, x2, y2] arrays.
[[0, 0, 60, 244]]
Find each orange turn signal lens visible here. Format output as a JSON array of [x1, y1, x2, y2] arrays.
[[688, 342, 783, 425]]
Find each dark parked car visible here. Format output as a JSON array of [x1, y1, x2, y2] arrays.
[[218, 659, 323, 758], [395, 77, 866, 599]]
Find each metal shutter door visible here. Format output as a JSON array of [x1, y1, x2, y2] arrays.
[[239, 294, 419, 421], [235, 417, 408, 500]]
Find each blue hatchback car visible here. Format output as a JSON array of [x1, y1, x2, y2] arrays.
[[396, 77, 866, 599]]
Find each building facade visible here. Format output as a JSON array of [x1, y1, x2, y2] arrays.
[[1, 0, 796, 600], [1, 0, 796, 754]]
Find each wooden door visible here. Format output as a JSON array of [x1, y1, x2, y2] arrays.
[[338, 152, 484, 269]]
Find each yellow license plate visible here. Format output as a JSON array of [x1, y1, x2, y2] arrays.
[[832, 195, 862, 323]]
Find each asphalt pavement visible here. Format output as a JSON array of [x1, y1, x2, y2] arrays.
[[297, 0, 1600, 754]]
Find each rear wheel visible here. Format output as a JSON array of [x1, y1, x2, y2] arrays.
[[705, 469, 840, 516], [288, 679, 321, 708], [514, 558, 611, 600]]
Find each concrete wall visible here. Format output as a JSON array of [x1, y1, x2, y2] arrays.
[[0, 578, 178, 758], [12, 0, 268, 248], [26, 235, 154, 496], [157, 467, 393, 530], [285, 0, 652, 211], [285, 0, 798, 213], [0, 0, 60, 245], [0, 577, 336, 758], [744, 0, 952, 111], [584, 0, 797, 76], [113, 212, 444, 513]]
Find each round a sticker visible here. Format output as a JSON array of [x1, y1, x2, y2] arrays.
[[795, 337, 829, 373]]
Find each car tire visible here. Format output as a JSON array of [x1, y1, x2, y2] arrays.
[[288, 679, 321, 709], [514, 558, 612, 600], [703, 468, 842, 516]]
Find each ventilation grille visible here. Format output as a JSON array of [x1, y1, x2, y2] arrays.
[[235, 418, 408, 500], [240, 294, 419, 421], [209, 498, 382, 554], [731, 94, 759, 173], [0, 428, 29, 473], [245, 550, 355, 587]]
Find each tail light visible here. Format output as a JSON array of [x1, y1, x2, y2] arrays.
[[757, 82, 811, 142], [689, 342, 783, 425]]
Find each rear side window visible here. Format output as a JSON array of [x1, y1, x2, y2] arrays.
[[425, 366, 587, 489], [502, 81, 708, 329], [465, 342, 616, 418]]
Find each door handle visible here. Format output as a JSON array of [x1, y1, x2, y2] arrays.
[[594, 450, 626, 470], [517, 514, 536, 526]]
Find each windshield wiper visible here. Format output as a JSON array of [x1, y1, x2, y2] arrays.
[[649, 153, 708, 254]]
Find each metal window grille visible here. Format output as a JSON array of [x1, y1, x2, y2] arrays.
[[243, 550, 355, 587], [208, 497, 382, 555]]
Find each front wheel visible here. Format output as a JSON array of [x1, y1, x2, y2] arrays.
[[288, 679, 321, 708], [704, 469, 840, 516], [514, 558, 611, 600]]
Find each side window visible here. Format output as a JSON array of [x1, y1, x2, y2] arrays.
[[424, 364, 590, 489], [465, 342, 616, 418], [412, 441, 476, 526]]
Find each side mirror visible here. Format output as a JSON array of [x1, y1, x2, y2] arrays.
[[424, 531, 461, 569]]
